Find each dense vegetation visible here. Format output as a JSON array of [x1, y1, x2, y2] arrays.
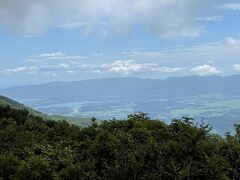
[[1, 105, 240, 179], [0, 95, 91, 128], [0, 96, 41, 115]]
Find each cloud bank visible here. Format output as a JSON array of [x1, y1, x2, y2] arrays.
[[3, 36, 240, 77], [0, 59, 182, 76], [0, 0, 218, 37]]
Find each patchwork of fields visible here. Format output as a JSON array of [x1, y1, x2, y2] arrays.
[[15, 94, 240, 134]]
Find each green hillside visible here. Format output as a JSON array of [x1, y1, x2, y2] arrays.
[[0, 95, 28, 109], [0, 95, 91, 127], [0, 95, 43, 116]]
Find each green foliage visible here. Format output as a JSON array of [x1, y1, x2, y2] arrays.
[[0, 96, 43, 117], [0, 106, 240, 179], [0, 95, 91, 128]]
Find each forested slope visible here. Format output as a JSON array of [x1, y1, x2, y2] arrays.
[[0, 95, 91, 127], [0, 95, 43, 117], [1, 106, 240, 179]]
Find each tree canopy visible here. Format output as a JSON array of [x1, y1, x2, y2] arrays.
[[0, 105, 240, 179]]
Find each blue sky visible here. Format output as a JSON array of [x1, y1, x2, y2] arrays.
[[1, 0, 240, 88]]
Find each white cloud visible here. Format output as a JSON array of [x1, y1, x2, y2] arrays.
[[155, 67, 183, 73], [0, 59, 182, 76], [233, 64, 240, 71], [190, 65, 220, 76], [39, 51, 65, 58], [220, 3, 240, 10], [225, 37, 240, 46], [75, 60, 182, 75], [0, 0, 216, 37], [30, 51, 87, 61], [101, 60, 144, 74], [0, 66, 38, 75], [57, 22, 87, 29], [195, 16, 224, 22], [4, 36, 240, 78], [58, 63, 69, 69], [16, 37, 240, 77], [122, 37, 240, 66], [98, 60, 182, 75], [58, 22, 108, 29], [66, 70, 75, 74], [0, 64, 65, 76]]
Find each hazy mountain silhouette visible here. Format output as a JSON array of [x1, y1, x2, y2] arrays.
[[1, 75, 240, 100]]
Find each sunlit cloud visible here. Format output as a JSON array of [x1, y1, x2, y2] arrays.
[[190, 65, 220, 76], [0, 59, 183, 76]]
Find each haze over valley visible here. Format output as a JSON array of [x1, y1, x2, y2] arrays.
[[1, 75, 240, 134]]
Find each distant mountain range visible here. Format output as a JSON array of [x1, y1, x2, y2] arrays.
[[1, 75, 240, 100], [1, 75, 240, 134]]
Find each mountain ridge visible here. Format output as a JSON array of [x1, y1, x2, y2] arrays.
[[1, 75, 240, 100]]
